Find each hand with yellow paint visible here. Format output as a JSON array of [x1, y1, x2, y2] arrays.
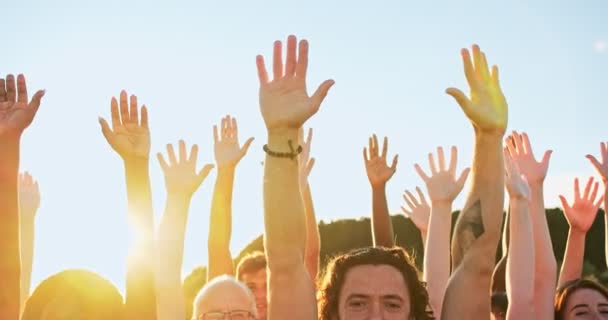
[[446, 45, 508, 136]]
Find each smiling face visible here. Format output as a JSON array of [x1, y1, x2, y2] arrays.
[[240, 268, 267, 320], [337, 264, 411, 320], [562, 288, 608, 320]]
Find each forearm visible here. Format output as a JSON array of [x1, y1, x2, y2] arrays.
[[264, 130, 316, 320], [452, 133, 504, 269], [155, 194, 190, 320], [124, 158, 157, 320], [207, 168, 235, 281], [424, 201, 452, 317], [604, 189, 608, 270], [302, 184, 320, 281], [528, 184, 556, 318], [506, 198, 535, 319], [558, 229, 586, 287], [371, 185, 395, 247], [420, 230, 427, 250], [19, 217, 35, 314], [443, 133, 504, 319], [0, 138, 22, 320]]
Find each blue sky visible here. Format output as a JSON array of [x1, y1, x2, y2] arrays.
[[2, 0, 607, 294]]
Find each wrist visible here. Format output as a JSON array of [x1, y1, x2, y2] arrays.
[[568, 227, 587, 237], [166, 192, 193, 203], [267, 128, 299, 150], [371, 182, 387, 190], [217, 166, 236, 177], [123, 156, 149, 169], [431, 200, 452, 211], [475, 131, 504, 144]]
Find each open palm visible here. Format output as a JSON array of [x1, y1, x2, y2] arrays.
[[158, 140, 214, 196], [559, 177, 603, 232], [99, 90, 150, 160], [0, 74, 45, 137], [505, 131, 552, 185], [256, 35, 334, 131], [213, 115, 254, 169], [414, 146, 470, 203], [401, 187, 430, 233], [364, 135, 398, 188], [446, 45, 508, 135]]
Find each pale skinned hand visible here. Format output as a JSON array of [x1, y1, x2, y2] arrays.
[[158, 140, 214, 196], [298, 127, 315, 189], [364, 135, 398, 188], [256, 35, 335, 131], [414, 146, 470, 204], [213, 115, 254, 170], [401, 187, 430, 233], [586, 142, 608, 183], [504, 147, 531, 200], [99, 90, 150, 160], [559, 177, 603, 233], [0, 74, 45, 137], [18, 171, 40, 218], [446, 45, 508, 135], [505, 131, 552, 185]]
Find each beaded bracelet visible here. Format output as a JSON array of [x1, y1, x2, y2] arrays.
[[263, 140, 303, 160]]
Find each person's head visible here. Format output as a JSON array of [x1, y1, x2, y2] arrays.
[[193, 275, 257, 320], [555, 278, 608, 320], [237, 251, 267, 319], [21, 269, 124, 320], [318, 246, 431, 320], [490, 292, 508, 320]]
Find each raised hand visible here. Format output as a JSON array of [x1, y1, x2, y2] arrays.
[[586, 142, 608, 182], [256, 35, 334, 131], [505, 131, 552, 185], [446, 45, 508, 135], [99, 90, 150, 160], [364, 135, 398, 188], [298, 127, 315, 189], [559, 177, 603, 233], [414, 146, 470, 203], [401, 187, 430, 233], [213, 115, 254, 169], [504, 147, 531, 200], [0, 74, 45, 137], [18, 172, 40, 217], [158, 140, 214, 196]]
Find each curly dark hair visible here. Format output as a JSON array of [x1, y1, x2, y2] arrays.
[[317, 246, 432, 320], [555, 278, 608, 320], [22, 269, 124, 320]]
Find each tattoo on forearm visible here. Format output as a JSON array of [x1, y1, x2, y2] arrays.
[[452, 200, 484, 268]]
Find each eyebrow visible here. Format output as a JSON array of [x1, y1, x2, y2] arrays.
[[599, 303, 608, 307], [382, 295, 405, 302], [346, 294, 369, 300], [571, 304, 589, 311]]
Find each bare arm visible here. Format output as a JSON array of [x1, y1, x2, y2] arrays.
[[364, 135, 398, 247], [0, 74, 43, 320], [299, 129, 320, 281], [256, 35, 334, 320], [99, 91, 157, 320], [207, 116, 253, 281], [401, 188, 430, 249], [441, 45, 508, 319], [415, 146, 469, 316], [504, 147, 535, 320], [585, 142, 608, 271], [557, 177, 602, 287], [156, 141, 213, 320], [506, 131, 556, 318], [18, 173, 40, 316]]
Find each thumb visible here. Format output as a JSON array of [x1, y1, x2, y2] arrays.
[[542, 150, 553, 167], [310, 79, 335, 111], [446, 88, 473, 117], [99, 117, 113, 144], [456, 167, 471, 191], [240, 137, 255, 159], [559, 195, 570, 212], [196, 164, 215, 186], [28, 90, 45, 118]]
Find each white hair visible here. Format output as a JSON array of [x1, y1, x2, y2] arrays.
[[193, 275, 258, 318]]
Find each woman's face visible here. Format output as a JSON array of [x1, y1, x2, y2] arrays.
[[337, 264, 411, 320], [563, 288, 608, 320]]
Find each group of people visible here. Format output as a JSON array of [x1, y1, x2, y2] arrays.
[[2, 35, 608, 320]]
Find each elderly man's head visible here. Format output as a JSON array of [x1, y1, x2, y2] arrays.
[[192, 275, 258, 320]]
